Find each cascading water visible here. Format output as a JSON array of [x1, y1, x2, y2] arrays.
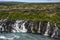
[[20, 21, 27, 32], [0, 23, 3, 32], [0, 19, 59, 40], [30, 22, 34, 33], [44, 22, 50, 36], [12, 20, 27, 33], [0, 33, 20, 40], [0, 23, 5, 32], [25, 21, 34, 33], [37, 22, 41, 33], [51, 23, 58, 38], [12, 20, 22, 32]]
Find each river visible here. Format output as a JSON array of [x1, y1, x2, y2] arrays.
[[0, 32, 56, 40]]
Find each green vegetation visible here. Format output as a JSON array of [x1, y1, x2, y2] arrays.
[[0, 3, 60, 28]]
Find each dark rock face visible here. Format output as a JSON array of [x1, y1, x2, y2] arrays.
[[57, 30, 60, 40], [0, 20, 16, 33], [0, 19, 60, 39], [5, 20, 16, 32], [0, 22, 7, 33], [40, 21, 47, 34], [25, 20, 34, 33]]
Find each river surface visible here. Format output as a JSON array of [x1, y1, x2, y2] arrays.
[[0, 32, 56, 40]]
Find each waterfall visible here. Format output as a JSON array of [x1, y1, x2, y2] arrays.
[[0, 23, 4, 32], [12, 20, 27, 33], [51, 23, 58, 38], [44, 22, 50, 36], [13, 20, 20, 32], [20, 21, 27, 32], [37, 22, 41, 33], [31, 22, 34, 33], [26, 21, 34, 33], [0, 23, 2, 27], [12, 20, 23, 32], [0, 19, 59, 39]]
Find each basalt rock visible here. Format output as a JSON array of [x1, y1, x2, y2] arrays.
[[0, 19, 60, 39]]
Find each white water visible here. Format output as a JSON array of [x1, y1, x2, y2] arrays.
[[0, 25, 2, 28], [31, 22, 34, 33], [51, 23, 58, 37], [0, 20, 57, 40], [0, 34, 20, 40], [37, 22, 41, 33], [44, 22, 50, 36], [20, 21, 27, 32], [0, 25, 2, 31], [0, 35, 16, 40], [0, 36, 6, 39], [12, 20, 22, 32], [0, 24, 4, 31], [12, 20, 27, 33], [0, 33, 55, 40]]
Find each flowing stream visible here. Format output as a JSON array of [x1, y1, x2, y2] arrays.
[[0, 33, 56, 40]]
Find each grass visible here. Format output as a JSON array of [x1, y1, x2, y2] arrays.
[[0, 3, 60, 28], [0, 11, 60, 28]]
